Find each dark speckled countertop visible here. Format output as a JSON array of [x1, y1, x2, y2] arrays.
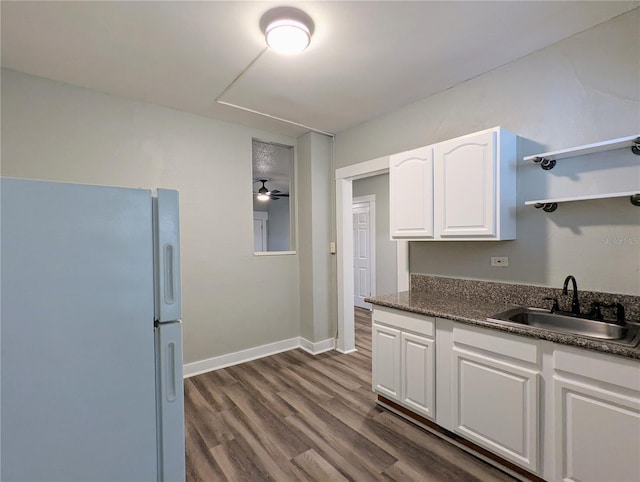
[[366, 276, 640, 361]]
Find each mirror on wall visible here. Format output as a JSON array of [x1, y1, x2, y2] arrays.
[[252, 139, 295, 253]]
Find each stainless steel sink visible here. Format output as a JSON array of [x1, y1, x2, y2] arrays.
[[488, 307, 640, 346]]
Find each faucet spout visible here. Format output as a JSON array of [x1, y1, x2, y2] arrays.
[[562, 275, 581, 315]]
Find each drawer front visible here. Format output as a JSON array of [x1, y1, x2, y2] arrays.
[[554, 345, 640, 392], [453, 323, 538, 364], [373, 307, 435, 337]]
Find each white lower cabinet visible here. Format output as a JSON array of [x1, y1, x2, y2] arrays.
[[552, 347, 640, 482], [371, 307, 640, 481], [451, 324, 540, 473], [372, 307, 436, 420]]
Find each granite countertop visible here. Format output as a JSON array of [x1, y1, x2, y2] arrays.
[[366, 290, 640, 360]]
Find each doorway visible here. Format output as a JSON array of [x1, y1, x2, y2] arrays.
[[353, 195, 376, 310], [335, 157, 409, 353]]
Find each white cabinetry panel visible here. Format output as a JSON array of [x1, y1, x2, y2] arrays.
[[434, 130, 496, 237], [554, 378, 640, 482], [389, 127, 516, 240], [372, 307, 436, 420], [451, 348, 539, 472], [553, 346, 640, 482], [401, 332, 435, 419], [389, 146, 433, 239], [372, 323, 401, 400]]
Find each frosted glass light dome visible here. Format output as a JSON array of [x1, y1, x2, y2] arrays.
[[265, 18, 311, 54]]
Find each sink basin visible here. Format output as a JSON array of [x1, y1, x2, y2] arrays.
[[488, 307, 640, 346]]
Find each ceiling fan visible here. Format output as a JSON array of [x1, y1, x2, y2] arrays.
[[254, 179, 289, 201]]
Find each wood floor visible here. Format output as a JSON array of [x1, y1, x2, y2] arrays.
[[184, 307, 516, 481]]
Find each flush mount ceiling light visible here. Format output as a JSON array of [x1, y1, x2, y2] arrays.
[[216, 6, 331, 136], [261, 7, 315, 55]]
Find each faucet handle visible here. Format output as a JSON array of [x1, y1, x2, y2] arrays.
[[599, 302, 626, 324], [589, 301, 604, 320], [544, 297, 560, 313]]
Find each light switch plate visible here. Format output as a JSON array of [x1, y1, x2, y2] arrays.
[[491, 256, 509, 267], [330, 242, 336, 254]]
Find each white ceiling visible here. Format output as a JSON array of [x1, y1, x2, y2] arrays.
[[1, 1, 638, 138]]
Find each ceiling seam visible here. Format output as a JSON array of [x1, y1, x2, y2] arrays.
[[214, 48, 335, 138]]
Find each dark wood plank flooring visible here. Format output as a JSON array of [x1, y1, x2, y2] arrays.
[[184, 307, 516, 481]]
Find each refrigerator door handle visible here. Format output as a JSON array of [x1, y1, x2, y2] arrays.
[[163, 244, 175, 305], [156, 322, 185, 481], [154, 189, 182, 322], [165, 341, 177, 402]]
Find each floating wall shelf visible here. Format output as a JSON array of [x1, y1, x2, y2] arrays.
[[525, 191, 640, 212], [524, 134, 640, 170], [524, 134, 640, 212]]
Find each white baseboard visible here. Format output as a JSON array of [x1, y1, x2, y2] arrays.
[[299, 337, 336, 355], [183, 336, 337, 378], [335, 347, 358, 355], [183, 337, 300, 378]]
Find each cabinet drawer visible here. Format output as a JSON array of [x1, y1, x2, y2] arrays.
[[373, 307, 435, 337], [554, 346, 640, 392], [453, 324, 538, 365]]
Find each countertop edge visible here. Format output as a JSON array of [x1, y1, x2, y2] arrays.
[[367, 297, 640, 361]]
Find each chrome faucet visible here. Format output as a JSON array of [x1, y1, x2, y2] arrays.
[[562, 275, 581, 315]]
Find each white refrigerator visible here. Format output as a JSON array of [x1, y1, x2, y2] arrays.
[[1, 177, 185, 482]]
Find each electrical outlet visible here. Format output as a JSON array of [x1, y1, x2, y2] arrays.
[[491, 256, 509, 267]]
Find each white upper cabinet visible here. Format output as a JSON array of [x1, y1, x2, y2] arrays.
[[390, 127, 517, 240], [389, 146, 434, 239]]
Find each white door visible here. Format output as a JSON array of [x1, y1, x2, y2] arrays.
[[253, 211, 268, 252], [353, 197, 375, 309]]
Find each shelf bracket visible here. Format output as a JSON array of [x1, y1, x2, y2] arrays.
[[631, 138, 640, 156], [534, 202, 558, 212], [533, 157, 556, 170], [631, 194, 640, 206]]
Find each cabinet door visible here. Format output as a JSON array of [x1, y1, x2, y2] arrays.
[[401, 332, 435, 419], [434, 130, 496, 237], [372, 323, 401, 400], [451, 347, 539, 472], [554, 377, 640, 482], [389, 146, 433, 239]]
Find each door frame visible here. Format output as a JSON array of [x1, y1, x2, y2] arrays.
[[253, 211, 268, 252], [336, 157, 409, 353], [353, 195, 376, 309]]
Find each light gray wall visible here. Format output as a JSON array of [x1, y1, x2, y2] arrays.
[[267, 198, 290, 252], [297, 132, 335, 342], [352, 174, 397, 296], [1, 69, 302, 364], [335, 9, 640, 296]]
